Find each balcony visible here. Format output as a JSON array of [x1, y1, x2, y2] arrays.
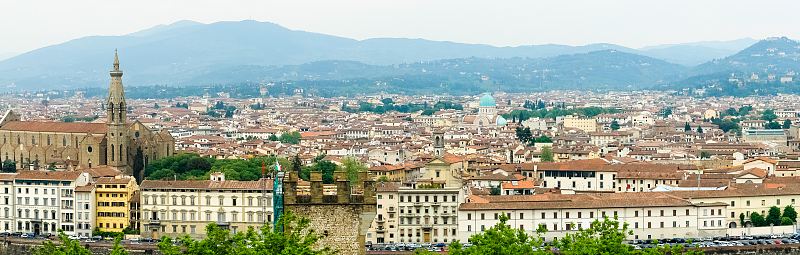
[[61, 206, 73, 210], [387, 207, 396, 213], [413, 202, 422, 207], [421, 223, 432, 229], [145, 219, 161, 226], [61, 193, 74, 198], [431, 202, 441, 206], [375, 218, 385, 223], [376, 227, 386, 233]]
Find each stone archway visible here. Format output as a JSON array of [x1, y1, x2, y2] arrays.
[[744, 221, 753, 228], [728, 222, 737, 228]]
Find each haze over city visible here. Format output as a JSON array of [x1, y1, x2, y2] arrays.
[[3, 1, 800, 255]]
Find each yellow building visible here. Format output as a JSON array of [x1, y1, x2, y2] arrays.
[[96, 176, 138, 232]]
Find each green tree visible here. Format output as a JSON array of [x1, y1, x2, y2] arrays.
[[783, 205, 798, 224], [157, 212, 333, 255], [279, 131, 302, 144], [783, 119, 792, 129], [32, 231, 92, 255], [292, 155, 303, 176], [750, 212, 766, 227], [1, 160, 15, 173], [342, 157, 367, 185], [766, 121, 783, 129], [540, 146, 554, 162], [490, 185, 501, 195], [556, 216, 634, 254], [699, 151, 711, 159], [534, 135, 553, 144], [739, 213, 746, 227], [313, 160, 338, 184], [762, 109, 778, 122], [110, 237, 129, 255], [610, 120, 620, 130], [447, 214, 547, 255], [696, 125, 703, 133], [767, 206, 783, 226], [684, 122, 691, 132]]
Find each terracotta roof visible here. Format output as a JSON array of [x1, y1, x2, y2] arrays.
[[0, 173, 16, 181], [501, 180, 535, 189], [75, 184, 95, 192], [376, 181, 401, 192], [15, 171, 83, 180], [96, 176, 133, 184], [140, 178, 273, 190], [0, 121, 107, 134], [460, 192, 698, 211]]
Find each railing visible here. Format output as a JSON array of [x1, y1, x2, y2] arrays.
[[61, 193, 74, 198], [376, 228, 386, 233], [375, 218, 385, 223], [431, 202, 441, 206], [61, 206, 73, 209], [387, 207, 396, 213], [413, 202, 422, 207]]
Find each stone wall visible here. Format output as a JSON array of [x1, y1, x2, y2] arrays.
[[287, 204, 370, 254], [284, 170, 377, 255]]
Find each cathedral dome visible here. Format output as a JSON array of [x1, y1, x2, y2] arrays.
[[496, 115, 508, 126], [479, 94, 496, 107]]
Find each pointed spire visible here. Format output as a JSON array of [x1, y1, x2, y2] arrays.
[[113, 49, 120, 71]]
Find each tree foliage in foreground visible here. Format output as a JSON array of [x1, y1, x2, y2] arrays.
[[32, 231, 92, 255], [158, 211, 334, 255], [417, 215, 703, 255]]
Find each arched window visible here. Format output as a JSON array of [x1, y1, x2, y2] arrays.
[[119, 144, 123, 162], [110, 146, 114, 161], [119, 103, 124, 121], [62, 136, 67, 147]]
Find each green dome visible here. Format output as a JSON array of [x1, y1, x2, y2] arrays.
[[479, 94, 496, 107], [496, 116, 507, 126]]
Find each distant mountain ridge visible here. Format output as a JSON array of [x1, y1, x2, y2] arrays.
[[0, 20, 789, 94]]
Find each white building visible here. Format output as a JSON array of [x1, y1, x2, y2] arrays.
[[140, 172, 274, 239], [13, 171, 91, 236], [458, 193, 727, 242]]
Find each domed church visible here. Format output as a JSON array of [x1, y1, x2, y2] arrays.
[[0, 51, 175, 180], [463, 93, 506, 127]]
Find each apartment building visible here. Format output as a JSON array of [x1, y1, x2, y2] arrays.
[[140, 172, 273, 239], [13, 171, 91, 236], [562, 115, 598, 133], [367, 181, 400, 244], [75, 184, 95, 237], [458, 192, 727, 242], [0, 173, 14, 232], [95, 176, 138, 232]]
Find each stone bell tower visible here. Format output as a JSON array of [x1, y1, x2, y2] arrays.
[[106, 50, 129, 170], [433, 130, 445, 158]]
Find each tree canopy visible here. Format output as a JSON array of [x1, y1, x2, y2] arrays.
[[145, 153, 292, 181], [157, 212, 333, 255]]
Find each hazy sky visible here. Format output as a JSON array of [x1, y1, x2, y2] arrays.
[[2, 0, 799, 55]]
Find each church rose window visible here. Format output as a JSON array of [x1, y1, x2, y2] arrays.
[[87, 146, 93, 153]]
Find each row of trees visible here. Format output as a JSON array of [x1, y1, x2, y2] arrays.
[[416, 215, 703, 255], [266, 131, 302, 144], [145, 153, 368, 185], [34, 212, 331, 255], [743, 205, 797, 227], [145, 153, 293, 181], [36, 213, 701, 255], [341, 99, 463, 115], [503, 107, 621, 123]]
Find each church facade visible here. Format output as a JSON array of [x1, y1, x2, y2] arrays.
[[0, 51, 174, 180]]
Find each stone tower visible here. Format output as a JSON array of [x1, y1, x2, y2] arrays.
[[283, 171, 376, 255], [106, 50, 128, 169], [433, 130, 444, 158]]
